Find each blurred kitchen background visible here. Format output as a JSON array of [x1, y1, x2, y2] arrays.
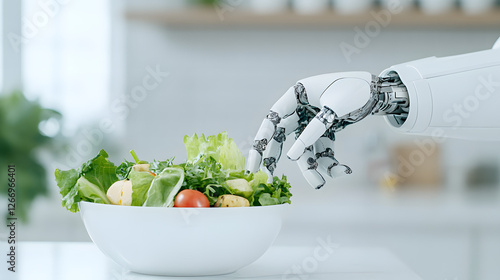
[[2, 0, 500, 279]]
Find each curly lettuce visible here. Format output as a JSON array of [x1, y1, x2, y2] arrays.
[[184, 132, 245, 171], [251, 175, 292, 206]]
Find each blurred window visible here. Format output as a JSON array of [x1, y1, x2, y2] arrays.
[[22, 0, 110, 135]]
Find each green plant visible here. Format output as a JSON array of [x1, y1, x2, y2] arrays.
[[191, 0, 219, 6], [0, 91, 61, 221]]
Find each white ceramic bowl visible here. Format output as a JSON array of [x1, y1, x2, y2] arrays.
[[79, 201, 287, 276]]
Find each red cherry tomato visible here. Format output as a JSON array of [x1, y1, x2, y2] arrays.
[[174, 189, 210, 207]]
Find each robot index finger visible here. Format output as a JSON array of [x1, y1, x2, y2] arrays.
[[246, 86, 300, 174]]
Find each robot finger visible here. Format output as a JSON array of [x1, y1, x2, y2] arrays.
[[261, 112, 300, 182], [247, 86, 299, 173], [296, 145, 326, 189], [287, 106, 337, 161], [313, 135, 352, 179]]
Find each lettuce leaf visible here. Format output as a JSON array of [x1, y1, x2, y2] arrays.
[[184, 132, 245, 171], [250, 170, 268, 189], [55, 149, 118, 212], [55, 168, 80, 213], [258, 193, 280, 206], [219, 137, 245, 171], [79, 150, 118, 193], [76, 177, 110, 205], [143, 167, 184, 207], [129, 169, 155, 206]]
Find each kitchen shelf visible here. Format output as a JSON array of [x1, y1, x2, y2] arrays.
[[126, 8, 500, 28]]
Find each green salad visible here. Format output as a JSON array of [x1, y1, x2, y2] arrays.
[[55, 132, 292, 212]]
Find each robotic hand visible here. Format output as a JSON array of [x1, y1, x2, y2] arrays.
[[246, 72, 409, 189], [247, 39, 500, 189]]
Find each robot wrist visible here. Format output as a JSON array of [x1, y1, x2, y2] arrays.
[[372, 72, 410, 126]]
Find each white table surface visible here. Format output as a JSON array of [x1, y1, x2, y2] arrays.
[[1, 242, 422, 280]]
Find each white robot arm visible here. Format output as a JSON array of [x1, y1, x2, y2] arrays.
[[247, 39, 500, 189]]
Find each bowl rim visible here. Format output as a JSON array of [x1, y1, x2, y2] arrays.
[[78, 200, 290, 210]]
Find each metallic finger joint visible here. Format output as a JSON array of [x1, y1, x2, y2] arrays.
[[263, 157, 277, 174], [266, 110, 281, 126], [273, 127, 286, 143], [315, 106, 337, 126], [306, 157, 318, 170], [316, 147, 335, 159], [294, 82, 309, 105], [252, 139, 268, 155]]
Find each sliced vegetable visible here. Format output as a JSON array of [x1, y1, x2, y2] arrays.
[[133, 164, 151, 172], [215, 194, 250, 207], [106, 179, 132, 206], [174, 189, 210, 208]]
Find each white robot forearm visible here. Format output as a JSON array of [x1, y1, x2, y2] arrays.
[[247, 38, 500, 189], [381, 40, 500, 140]]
